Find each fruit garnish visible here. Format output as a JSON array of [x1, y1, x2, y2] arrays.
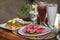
[[23, 24, 46, 34]]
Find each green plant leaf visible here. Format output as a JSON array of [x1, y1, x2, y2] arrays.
[[16, 12, 19, 17], [19, 4, 28, 14], [16, 0, 30, 17]]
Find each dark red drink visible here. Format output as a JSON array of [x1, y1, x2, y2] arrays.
[[37, 2, 47, 22]]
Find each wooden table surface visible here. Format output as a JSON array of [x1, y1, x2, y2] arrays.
[[0, 17, 57, 40], [0, 28, 57, 40]]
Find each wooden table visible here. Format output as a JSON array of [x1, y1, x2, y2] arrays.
[[0, 28, 57, 40], [0, 17, 57, 40]]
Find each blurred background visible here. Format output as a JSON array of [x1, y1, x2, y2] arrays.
[[0, 0, 59, 23]]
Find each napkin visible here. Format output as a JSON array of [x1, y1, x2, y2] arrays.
[[54, 14, 60, 29]]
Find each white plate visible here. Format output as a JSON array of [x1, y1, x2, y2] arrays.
[[57, 35, 60, 40], [0, 23, 19, 30], [18, 26, 51, 36], [0, 21, 32, 30]]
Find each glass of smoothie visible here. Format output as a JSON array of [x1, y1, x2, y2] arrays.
[[47, 3, 58, 29], [37, 2, 47, 25]]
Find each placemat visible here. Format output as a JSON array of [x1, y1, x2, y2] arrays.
[[12, 30, 56, 40]]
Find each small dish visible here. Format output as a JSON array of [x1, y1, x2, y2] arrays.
[[57, 35, 60, 40], [18, 26, 51, 36], [0, 23, 20, 30]]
